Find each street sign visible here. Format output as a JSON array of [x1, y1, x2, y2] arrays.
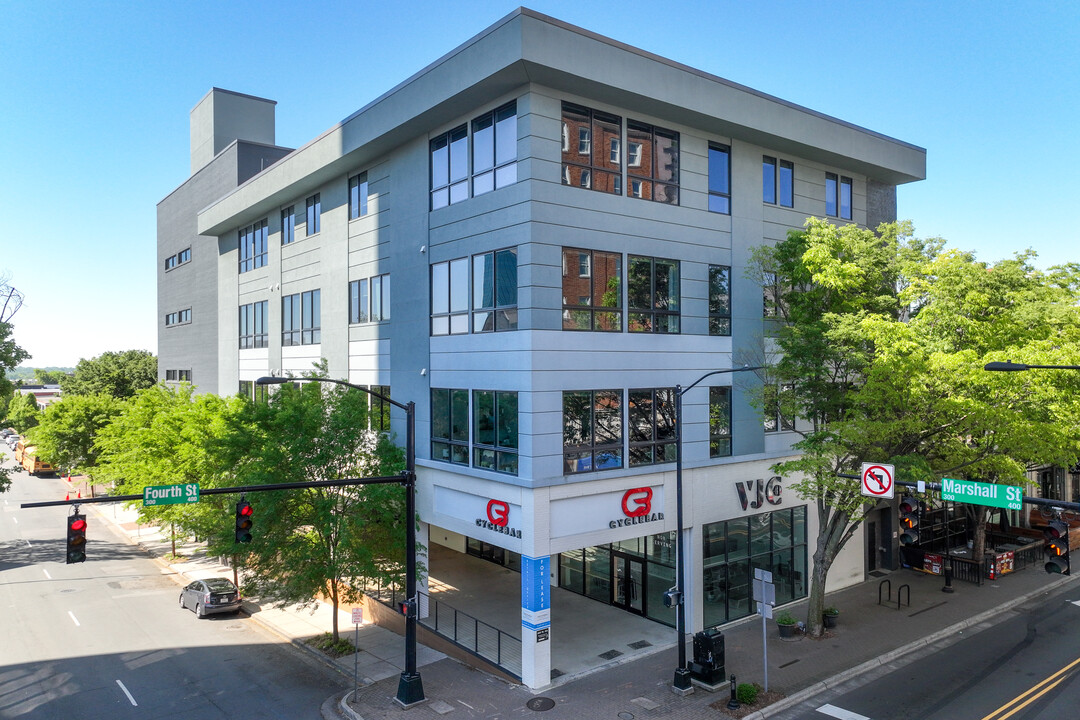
[[940, 478, 1022, 510], [352, 607, 364, 625], [860, 463, 895, 499], [143, 483, 200, 506]]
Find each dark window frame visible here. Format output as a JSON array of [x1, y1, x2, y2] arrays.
[[563, 389, 624, 474], [561, 102, 623, 196], [626, 119, 680, 205], [239, 300, 269, 349], [562, 248, 622, 332], [473, 389, 518, 475], [839, 176, 853, 220], [281, 206, 295, 245], [708, 143, 731, 214], [825, 172, 838, 217], [349, 173, 369, 220], [282, 289, 321, 346], [628, 387, 677, 467], [431, 388, 470, 466], [305, 194, 321, 236], [709, 265, 732, 336], [472, 248, 518, 332], [628, 255, 680, 334], [238, 219, 269, 274], [709, 386, 732, 458], [349, 274, 390, 324], [431, 257, 469, 336]]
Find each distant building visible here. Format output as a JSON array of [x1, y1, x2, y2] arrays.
[[15, 385, 62, 411], [157, 8, 924, 688]]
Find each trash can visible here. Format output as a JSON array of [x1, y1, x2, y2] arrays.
[[689, 629, 725, 685]]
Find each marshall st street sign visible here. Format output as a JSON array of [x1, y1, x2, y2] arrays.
[[940, 478, 1023, 511]]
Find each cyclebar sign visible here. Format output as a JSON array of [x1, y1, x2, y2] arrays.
[[475, 499, 522, 538], [940, 478, 1023, 511], [609, 487, 664, 529]]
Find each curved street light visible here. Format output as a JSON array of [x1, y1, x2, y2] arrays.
[[984, 361, 1080, 372], [672, 365, 764, 693], [256, 376, 425, 707]]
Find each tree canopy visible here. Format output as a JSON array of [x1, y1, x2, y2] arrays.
[[29, 394, 123, 476], [61, 350, 157, 399], [753, 218, 1080, 635]]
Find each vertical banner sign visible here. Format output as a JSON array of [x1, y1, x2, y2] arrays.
[[521, 555, 551, 640]]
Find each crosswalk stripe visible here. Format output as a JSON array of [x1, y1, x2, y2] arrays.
[[817, 704, 871, 720]]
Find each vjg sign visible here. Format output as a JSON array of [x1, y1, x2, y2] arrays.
[[940, 478, 1022, 510], [143, 483, 200, 507]]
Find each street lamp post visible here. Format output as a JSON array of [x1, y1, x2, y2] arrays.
[[671, 365, 763, 694], [984, 362, 1080, 372], [256, 376, 425, 707]]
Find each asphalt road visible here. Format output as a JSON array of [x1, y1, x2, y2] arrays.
[[772, 580, 1080, 720], [0, 460, 345, 719]]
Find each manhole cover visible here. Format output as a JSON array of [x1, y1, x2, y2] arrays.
[[526, 697, 556, 711], [618, 713, 636, 720]]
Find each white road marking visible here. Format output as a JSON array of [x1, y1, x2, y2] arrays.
[[116, 679, 138, 706], [1070, 600, 1080, 608], [817, 704, 871, 720], [68, 611, 80, 627], [42, 569, 51, 580], [11, 516, 16, 524]]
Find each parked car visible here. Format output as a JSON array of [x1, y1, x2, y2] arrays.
[[178, 578, 242, 618]]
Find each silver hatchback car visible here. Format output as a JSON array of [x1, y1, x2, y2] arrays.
[[179, 578, 243, 618]]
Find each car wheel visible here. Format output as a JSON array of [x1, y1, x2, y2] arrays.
[[179, 593, 185, 609], [196, 603, 205, 619]]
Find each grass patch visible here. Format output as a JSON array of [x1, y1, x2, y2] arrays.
[[163, 553, 187, 563], [306, 632, 357, 658]]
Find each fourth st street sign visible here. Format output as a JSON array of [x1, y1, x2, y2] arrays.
[[143, 483, 200, 507], [940, 478, 1022, 511]]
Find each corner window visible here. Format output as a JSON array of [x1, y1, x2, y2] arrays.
[[306, 194, 321, 236], [239, 300, 268, 349], [562, 248, 622, 331], [708, 144, 731, 214], [473, 390, 518, 475], [349, 274, 389, 324], [472, 102, 518, 196], [282, 289, 320, 346], [431, 258, 469, 335], [626, 120, 679, 205], [238, 219, 268, 273], [561, 102, 622, 195], [431, 388, 469, 465], [430, 125, 468, 210], [839, 176, 852, 220], [628, 388, 676, 467], [473, 248, 517, 332], [628, 256, 680, 333], [281, 206, 295, 245], [563, 390, 623, 474], [709, 265, 732, 336], [709, 386, 732, 458], [349, 173, 369, 219]]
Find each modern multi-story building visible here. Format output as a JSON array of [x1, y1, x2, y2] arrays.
[[157, 8, 924, 688]]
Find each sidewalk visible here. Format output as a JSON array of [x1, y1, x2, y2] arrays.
[[81, 470, 1078, 720]]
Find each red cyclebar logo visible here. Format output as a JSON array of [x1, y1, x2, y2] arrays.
[[610, 487, 664, 529], [476, 498, 521, 538]]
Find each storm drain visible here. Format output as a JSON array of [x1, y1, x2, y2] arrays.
[[527, 697, 556, 711], [598, 649, 623, 660], [628, 640, 652, 649]]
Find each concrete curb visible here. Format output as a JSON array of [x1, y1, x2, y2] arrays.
[[740, 574, 1076, 719]]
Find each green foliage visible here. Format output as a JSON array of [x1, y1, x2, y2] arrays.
[[33, 368, 67, 384], [7, 391, 40, 432], [306, 632, 357, 658], [736, 683, 761, 705], [29, 394, 122, 474], [61, 350, 157, 399], [775, 610, 797, 625]]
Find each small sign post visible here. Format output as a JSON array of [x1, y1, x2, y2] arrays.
[[753, 568, 775, 691], [352, 607, 363, 701]]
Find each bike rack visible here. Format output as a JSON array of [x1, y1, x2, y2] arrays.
[[897, 583, 911, 610], [878, 578, 911, 610], [877, 578, 891, 606]]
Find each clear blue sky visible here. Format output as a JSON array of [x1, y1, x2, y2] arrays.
[[2, 0, 1077, 368]]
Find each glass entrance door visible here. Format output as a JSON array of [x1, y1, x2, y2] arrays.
[[612, 553, 645, 615]]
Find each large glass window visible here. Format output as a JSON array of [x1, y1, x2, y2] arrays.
[[561, 102, 622, 195], [702, 507, 807, 627], [431, 388, 469, 465], [763, 157, 793, 208], [282, 289, 320, 346], [628, 388, 676, 467], [239, 300, 268, 349], [778, 160, 794, 207], [430, 125, 468, 210], [708, 144, 731, 214], [709, 386, 732, 458], [281, 206, 295, 245], [238, 219, 268, 273], [825, 173, 838, 217], [472, 102, 518, 196], [709, 265, 732, 336], [473, 248, 517, 332], [562, 248, 622, 331], [839, 176, 853, 220], [628, 256, 680, 333], [305, 194, 320, 235], [563, 390, 623, 474], [626, 120, 679, 205], [349, 173, 369, 219], [473, 390, 518, 475], [349, 274, 389, 324], [431, 258, 469, 335], [762, 156, 777, 205]]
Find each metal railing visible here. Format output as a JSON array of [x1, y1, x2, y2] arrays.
[[949, 556, 985, 585], [362, 580, 522, 679]]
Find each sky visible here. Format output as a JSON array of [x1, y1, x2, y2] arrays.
[[1, 0, 1077, 368]]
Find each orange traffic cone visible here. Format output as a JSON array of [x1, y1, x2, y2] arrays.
[[65, 493, 70, 501], [76, 490, 81, 498], [66, 474, 71, 482]]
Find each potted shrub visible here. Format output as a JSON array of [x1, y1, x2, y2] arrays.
[[775, 611, 797, 638], [823, 606, 840, 629]]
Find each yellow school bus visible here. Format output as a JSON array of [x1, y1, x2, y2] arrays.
[[15, 440, 56, 476]]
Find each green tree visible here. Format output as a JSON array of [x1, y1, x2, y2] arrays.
[[7, 391, 41, 433], [753, 219, 1080, 637], [221, 380, 407, 641], [29, 394, 123, 476], [62, 350, 158, 399], [34, 368, 66, 385]]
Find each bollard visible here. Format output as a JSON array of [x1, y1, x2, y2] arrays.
[[942, 559, 954, 593], [727, 674, 740, 710]]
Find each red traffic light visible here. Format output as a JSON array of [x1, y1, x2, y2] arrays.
[[239, 503, 253, 517], [70, 518, 87, 532]]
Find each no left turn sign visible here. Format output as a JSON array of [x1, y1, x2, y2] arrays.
[[860, 463, 895, 499]]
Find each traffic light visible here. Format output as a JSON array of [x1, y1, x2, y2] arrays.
[[66, 512, 87, 564], [400, 597, 417, 617], [1044, 518, 1070, 575], [899, 496, 920, 546], [235, 500, 253, 543]]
